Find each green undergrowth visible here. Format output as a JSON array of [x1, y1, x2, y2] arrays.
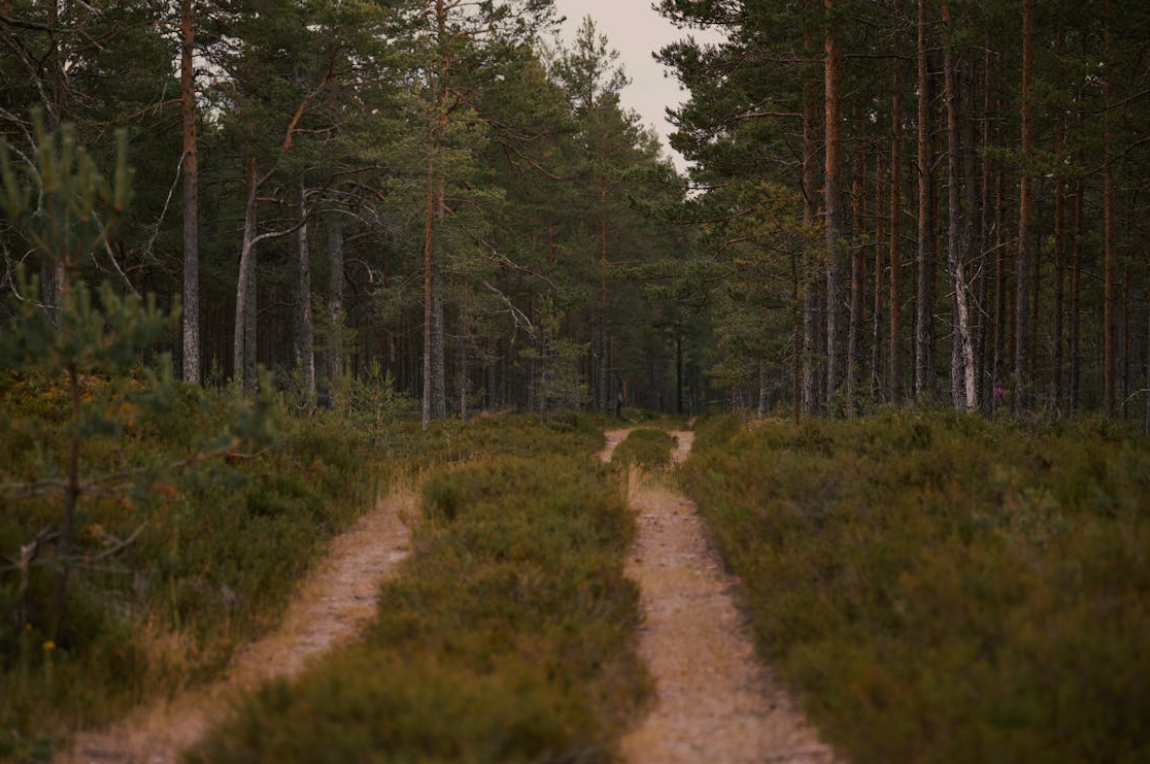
[[612, 428, 676, 471], [682, 411, 1150, 764], [0, 372, 382, 760], [395, 411, 610, 467], [188, 423, 649, 764]]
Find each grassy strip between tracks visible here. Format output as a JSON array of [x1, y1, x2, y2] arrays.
[[188, 417, 648, 764], [611, 428, 676, 472], [681, 411, 1150, 764]]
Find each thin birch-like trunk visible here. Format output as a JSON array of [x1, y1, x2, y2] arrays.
[[234, 156, 258, 390], [295, 173, 315, 397]]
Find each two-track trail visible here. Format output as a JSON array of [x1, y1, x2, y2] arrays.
[[612, 428, 839, 764], [56, 487, 415, 764]]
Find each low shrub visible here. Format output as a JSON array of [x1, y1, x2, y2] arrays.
[[188, 433, 648, 764], [612, 428, 676, 471], [0, 372, 382, 756], [681, 411, 1150, 764]]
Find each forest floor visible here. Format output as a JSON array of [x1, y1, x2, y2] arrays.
[[615, 428, 839, 764], [54, 485, 415, 764]]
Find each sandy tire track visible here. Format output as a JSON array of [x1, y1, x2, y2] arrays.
[[600, 428, 635, 463], [617, 429, 839, 764], [56, 486, 415, 764]]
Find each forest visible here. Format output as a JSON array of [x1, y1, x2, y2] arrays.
[[2, 0, 1150, 762], [3, 0, 1150, 422]]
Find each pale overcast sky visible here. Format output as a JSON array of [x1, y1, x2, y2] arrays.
[[550, 0, 723, 170]]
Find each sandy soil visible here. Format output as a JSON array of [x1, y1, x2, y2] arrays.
[[617, 430, 839, 764], [56, 487, 415, 764], [600, 428, 634, 463]]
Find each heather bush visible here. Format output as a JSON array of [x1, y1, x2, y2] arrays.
[[682, 412, 1150, 764]]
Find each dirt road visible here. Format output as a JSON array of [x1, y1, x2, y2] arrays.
[[56, 487, 414, 764], [615, 429, 838, 764]]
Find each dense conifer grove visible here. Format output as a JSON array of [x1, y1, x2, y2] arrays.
[[3, 0, 1149, 423]]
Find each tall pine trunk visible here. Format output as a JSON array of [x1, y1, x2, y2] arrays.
[[942, 4, 977, 410], [180, 0, 200, 385], [1052, 91, 1067, 411], [889, 70, 903, 403], [1145, 284, 1150, 433], [976, 40, 992, 408], [44, 0, 67, 320], [824, 0, 846, 407], [872, 152, 885, 401], [598, 183, 611, 414], [423, 0, 450, 427], [915, 0, 935, 401], [1103, 1, 1117, 416], [993, 158, 1007, 407], [802, 80, 821, 414], [1016, 0, 1034, 407], [422, 140, 437, 427], [1070, 178, 1083, 412], [327, 216, 344, 382], [847, 148, 865, 411]]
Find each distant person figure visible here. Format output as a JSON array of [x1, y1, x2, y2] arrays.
[[615, 391, 623, 418]]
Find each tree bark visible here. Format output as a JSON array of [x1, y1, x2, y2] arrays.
[[1145, 283, 1150, 433], [460, 287, 470, 421], [824, 0, 846, 407], [1121, 267, 1130, 419], [1052, 95, 1066, 411], [676, 329, 684, 415], [993, 159, 1007, 407], [44, 0, 67, 321], [1103, 0, 1117, 417], [976, 40, 992, 408], [233, 156, 259, 390], [847, 146, 865, 411], [889, 70, 903, 403], [431, 258, 447, 420], [1070, 178, 1083, 412], [791, 246, 802, 423], [51, 363, 81, 636], [915, 0, 935, 402], [422, 140, 436, 428], [180, 0, 200, 385], [1016, 0, 1034, 408], [942, 3, 977, 411], [802, 79, 821, 414], [598, 183, 610, 414], [962, 56, 981, 409], [872, 151, 885, 401], [295, 173, 315, 397], [327, 216, 344, 381], [423, 0, 450, 428]]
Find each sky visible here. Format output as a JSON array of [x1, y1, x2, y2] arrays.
[[550, 0, 722, 171]]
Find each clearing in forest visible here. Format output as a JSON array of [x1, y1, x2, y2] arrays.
[[615, 428, 838, 764]]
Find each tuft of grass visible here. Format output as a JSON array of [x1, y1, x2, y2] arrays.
[[188, 428, 649, 764], [612, 428, 676, 471], [681, 412, 1150, 764]]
